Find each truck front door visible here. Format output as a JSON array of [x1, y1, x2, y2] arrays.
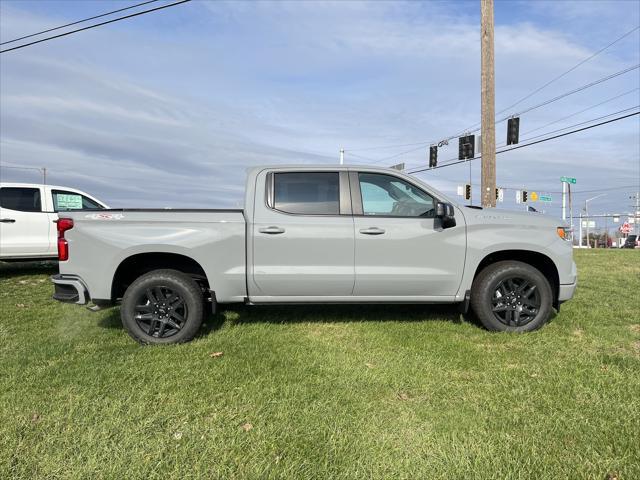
[[251, 170, 355, 297], [350, 171, 466, 298]]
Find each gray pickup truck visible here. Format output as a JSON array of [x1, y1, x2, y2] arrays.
[[52, 165, 577, 344]]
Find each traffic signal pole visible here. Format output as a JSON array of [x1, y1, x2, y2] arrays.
[[480, 0, 496, 207]]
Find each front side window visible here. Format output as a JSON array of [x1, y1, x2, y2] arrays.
[[359, 173, 435, 217], [0, 187, 42, 212], [52, 190, 103, 211], [273, 172, 340, 215]]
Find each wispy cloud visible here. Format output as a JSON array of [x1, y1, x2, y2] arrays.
[[1, 0, 638, 215]]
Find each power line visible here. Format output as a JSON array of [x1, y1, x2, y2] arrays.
[[519, 87, 640, 137], [350, 95, 639, 166], [500, 64, 639, 120], [345, 63, 640, 157], [518, 105, 640, 144], [0, 0, 161, 46], [473, 105, 640, 156], [360, 144, 428, 165], [0, 0, 191, 54], [450, 182, 638, 195], [0, 165, 43, 172], [494, 25, 640, 118], [508, 107, 639, 148], [419, 109, 639, 172], [344, 151, 377, 162], [407, 110, 640, 174], [461, 25, 640, 132]]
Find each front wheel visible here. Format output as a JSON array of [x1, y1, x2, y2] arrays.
[[121, 269, 204, 345], [470, 261, 553, 332]]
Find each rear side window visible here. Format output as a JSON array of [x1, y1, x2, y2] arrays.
[[0, 187, 42, 212], [52, 190, 103, 211], [273, 172, 340, 215]]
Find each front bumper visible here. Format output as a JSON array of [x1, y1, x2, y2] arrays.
[[558, 280, 577, 302], [51, 274, 90, 305]]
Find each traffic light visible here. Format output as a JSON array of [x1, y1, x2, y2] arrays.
[[458, 135, 475, 160], [465, 184, 471, 200], [507, 117, 520, 145], [495, 188, 499, 200], [522, 190, 528, 203], [429, 146, 438, 168]]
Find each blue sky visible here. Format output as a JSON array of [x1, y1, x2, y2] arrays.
[[0, 0, 638, 224]]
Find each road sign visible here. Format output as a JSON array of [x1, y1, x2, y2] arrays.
[[560, 176, 576, 184], [497, 188, 504, 202], [613, 216, 620, 223], [539, 194, 552, 202], [620, 222, 632, 234], [457, 185, 464, 196], [390, 163, 405, 171], [530, 192, 539, 202], [582, 220, 596, 229], [515, 190, 521, 204]]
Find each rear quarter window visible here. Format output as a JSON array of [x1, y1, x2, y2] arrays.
[[52, 190, 103, 211]]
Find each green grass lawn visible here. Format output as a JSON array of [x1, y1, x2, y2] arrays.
[[1, 250, 639, 479]]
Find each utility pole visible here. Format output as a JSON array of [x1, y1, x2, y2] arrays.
[[480, 0, 496, 208], [562, 181, 567, 222], [42, 167, 47, 185], [339, 148, 344, 165], [632, 193, 640, 234]]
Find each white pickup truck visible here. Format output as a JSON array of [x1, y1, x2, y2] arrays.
[[0, 182, 107, 260], [51, 165, 577, 344]]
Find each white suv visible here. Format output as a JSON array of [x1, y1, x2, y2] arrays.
[[0, 183, 108, 261]]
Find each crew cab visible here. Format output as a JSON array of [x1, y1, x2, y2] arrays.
[[51, 165, 577, 344], [0, 182, 107, 260]]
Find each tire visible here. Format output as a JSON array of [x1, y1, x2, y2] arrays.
[[470, 261, 553, 332], [121, 269, 204, 345]]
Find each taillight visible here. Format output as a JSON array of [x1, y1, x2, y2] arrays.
[[57, 218, 74, 261]]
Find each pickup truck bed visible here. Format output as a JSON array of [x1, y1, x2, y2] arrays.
[[57, 209, 247, 304]]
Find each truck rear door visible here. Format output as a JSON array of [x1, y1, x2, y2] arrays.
[[251, 170, 355, 297], [0, 186, 53, 257]]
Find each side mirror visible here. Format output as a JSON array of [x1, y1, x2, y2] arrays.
[[436, 202, 454, 219], [435, 202, 456, 229]]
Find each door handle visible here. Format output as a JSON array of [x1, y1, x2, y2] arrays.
[[0, 218, 16, 223], [359, 227, 385, 235], [259, 226, 285, 234]]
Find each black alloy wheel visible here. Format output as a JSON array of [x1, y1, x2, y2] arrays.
[[491, 277, 541, 327], [134, 286, 188, 339]]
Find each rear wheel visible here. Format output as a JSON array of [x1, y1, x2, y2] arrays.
[[121, 269, 204, 345], [471, 261, 553, 332]]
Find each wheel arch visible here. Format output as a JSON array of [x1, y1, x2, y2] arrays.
[[472, 250, 560, 308], [111, 252, 210, 301]]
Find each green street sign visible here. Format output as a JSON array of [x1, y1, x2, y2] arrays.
[[539, 194, 553, 202], [560, 176, 576, 184]]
